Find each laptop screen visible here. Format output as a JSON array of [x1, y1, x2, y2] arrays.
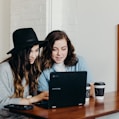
[[49, 71, 87, 108]]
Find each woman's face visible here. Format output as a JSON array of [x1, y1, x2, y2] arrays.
[[52, 38, 68, 64], [29, 44, 39, 64]]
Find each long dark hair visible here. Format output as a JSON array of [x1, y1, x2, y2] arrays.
[[2, 46, 41, 97], [41, 30, 78, 70]]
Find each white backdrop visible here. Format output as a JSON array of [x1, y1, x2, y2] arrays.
[[50, 0, 119, 92], [10, 0, 47, 49]]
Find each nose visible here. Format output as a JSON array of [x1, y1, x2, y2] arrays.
[[31, 52, 37, 58], [57, 49, 61, 55]]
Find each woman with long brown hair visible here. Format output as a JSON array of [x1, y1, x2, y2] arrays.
[[38, 30, 94, 97], [0, 28, 48, 105]]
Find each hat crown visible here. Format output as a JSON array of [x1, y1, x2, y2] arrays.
[[13, 28, 38, 48], [7, 27, 47, 54]]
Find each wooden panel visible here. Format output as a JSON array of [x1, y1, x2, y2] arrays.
[[117, 24, 119, 91]]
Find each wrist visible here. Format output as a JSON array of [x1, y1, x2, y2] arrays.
[[28, 94, 42, 104], [28, 97, 33, 104]]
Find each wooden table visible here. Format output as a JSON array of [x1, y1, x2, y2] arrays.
[[11, 91, 119, 119]]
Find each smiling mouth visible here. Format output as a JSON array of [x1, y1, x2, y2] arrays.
[[29, 59, 34, 62], [56, 57, 63, 60]]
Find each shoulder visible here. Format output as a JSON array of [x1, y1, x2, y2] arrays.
[[0, 61, 11, 70], [76, 55, 86, 63], [0, 61, 13, 81], [0, 61, 12, 74], [40, 68, 53, 77], [75, 55, 88, 69]]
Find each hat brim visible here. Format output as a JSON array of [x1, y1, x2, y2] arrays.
[[7, 41, 47, 54]]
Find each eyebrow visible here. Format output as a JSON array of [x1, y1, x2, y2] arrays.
[[31, 47, 39, 51], [53, 46, 67, 48]]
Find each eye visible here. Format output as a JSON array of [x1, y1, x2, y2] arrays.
[[62, 48, 66, 50], [62, 47, 67, 51], [35, 49, 39, 52], [52, 48, 57, 51]]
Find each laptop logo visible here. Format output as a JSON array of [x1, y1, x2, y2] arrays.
[[52, 74, 59, 78], [52, 88, 61, 90]]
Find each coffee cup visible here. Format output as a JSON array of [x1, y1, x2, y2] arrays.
[[94, 82, 105, 100], [85, 83, 91, 102]]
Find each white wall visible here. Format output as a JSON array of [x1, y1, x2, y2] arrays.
[[10, 0, 47, 50], [0, 0, 10, 61], [51, 0, 119, 92]]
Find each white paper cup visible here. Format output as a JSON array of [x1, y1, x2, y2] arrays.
[[85, 83, 91, 102], [94, 82, 105, 100]]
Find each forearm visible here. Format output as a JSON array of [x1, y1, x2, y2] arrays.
[[29, 91, 49, 104], [28, 94, 44, 104], [0, 97, 21, 106]]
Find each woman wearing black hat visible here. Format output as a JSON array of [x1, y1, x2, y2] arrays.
[[0, 28, 48, 105]]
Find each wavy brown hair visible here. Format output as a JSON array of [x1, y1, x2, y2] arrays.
[[41, 30, 78, 70], [2, 46, 41, 98]]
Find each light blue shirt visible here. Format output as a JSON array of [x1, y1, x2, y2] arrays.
[[38, 56, 93, 92]]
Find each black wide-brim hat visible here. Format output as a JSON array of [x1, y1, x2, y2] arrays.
[[7, 28, 47, 54]]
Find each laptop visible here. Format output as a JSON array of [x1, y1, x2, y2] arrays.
[[35, 71, 87, 108]]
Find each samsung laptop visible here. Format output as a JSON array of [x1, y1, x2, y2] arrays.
[[35, 71, 87, 108]]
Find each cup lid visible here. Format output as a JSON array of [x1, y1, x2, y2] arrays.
[[94, 82, 105, 85]]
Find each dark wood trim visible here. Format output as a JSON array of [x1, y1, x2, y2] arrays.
[[117, 24, 119, 91]]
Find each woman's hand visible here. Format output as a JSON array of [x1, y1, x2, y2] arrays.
[[90, 83, 95, 97], [19, 91, 49, 105], [28, 91, 49, 104], [39, 91, 49, 100]]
